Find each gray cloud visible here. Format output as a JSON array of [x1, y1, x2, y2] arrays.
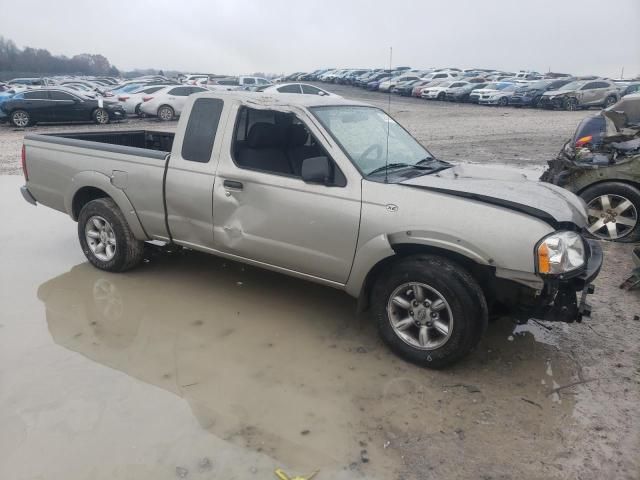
[[1, 0, 638, 78]]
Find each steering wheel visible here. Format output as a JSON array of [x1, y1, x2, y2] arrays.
[[359, 144, 384, 164]]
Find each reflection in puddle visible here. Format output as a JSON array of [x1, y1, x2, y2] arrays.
[[37, 251, 581, 478]]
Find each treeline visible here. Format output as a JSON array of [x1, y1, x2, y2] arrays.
[[0, 36, 119, 79]]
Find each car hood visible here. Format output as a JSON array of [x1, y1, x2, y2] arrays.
[[472, 88, 499, 95], [400, 164, 587, 228]]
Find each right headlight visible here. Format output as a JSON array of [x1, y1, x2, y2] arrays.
[[536, 231, 586, 275]]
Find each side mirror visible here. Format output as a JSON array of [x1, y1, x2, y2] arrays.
[[301, 156, 331, 185]]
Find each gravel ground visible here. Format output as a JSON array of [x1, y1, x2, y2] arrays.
[[0, 85, 638, 480]]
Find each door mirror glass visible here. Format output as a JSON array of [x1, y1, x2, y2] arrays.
[[301, 156, 331, 185]]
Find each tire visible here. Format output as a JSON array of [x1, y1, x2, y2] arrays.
[[437, 92, 445, 101], [157, 105, 174, 121], [564, 97, 578, 111], [371, 255, 488, 369], [498, 96, 508, 106], [580, 182, 640, 242], [11, 110, 31, 127], [78, 198, 145, 272], [604, 95, 617, 108], [93, 108, 110, 124]]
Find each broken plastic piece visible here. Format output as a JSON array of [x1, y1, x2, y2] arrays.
[[274, 468, 319, 480]]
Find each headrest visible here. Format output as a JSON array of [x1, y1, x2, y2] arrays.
[[288, 124, 309, 147], [247, 122, 279, 148]]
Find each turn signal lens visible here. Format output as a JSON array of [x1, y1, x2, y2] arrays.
[[575, 135, 593, 147], [537, 242, 550, 274]]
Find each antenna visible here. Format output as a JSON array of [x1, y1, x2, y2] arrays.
[[385, 46, 392, 184]]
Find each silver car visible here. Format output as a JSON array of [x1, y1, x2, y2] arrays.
[[540, 79, 620, 110]]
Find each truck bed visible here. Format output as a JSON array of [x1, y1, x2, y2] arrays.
[[25, 130, 175, 160]]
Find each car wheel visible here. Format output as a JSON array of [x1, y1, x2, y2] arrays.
[[437, 92, 445, 101], [498, 97, 508, 106], [157, 105, 174, 121], [580, 182, 640, 242], [564, 97, 578, 111], [11, 110, 31, 128], [78, 198, 145, 272], [604, 95, 617, 108], [372, 255, 488, 369], [93, 108, 110, 124]]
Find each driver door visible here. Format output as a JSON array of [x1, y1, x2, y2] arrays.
[[212, 106, 361, 284]]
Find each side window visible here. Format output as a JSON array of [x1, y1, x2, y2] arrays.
[[24, 91, 49, 100], [169, 87, 190, 96], [592, 82, 609, 89], [231, 107, 345, 185], [582, 82, 598, 90], [277, 84, 303, 94], [433, 74, 445, 79], [181, 98, 224, 163], [243, 78, 255, 85], [144, 86, 164, 94], [301, 85, 323, 95], [257, 78, 269, 85], [50, 91, 75, 100], [190, 87, 207, 94]]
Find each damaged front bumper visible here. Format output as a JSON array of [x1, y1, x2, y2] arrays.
[[517, 239, 603, 323]]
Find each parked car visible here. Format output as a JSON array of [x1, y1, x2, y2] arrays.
[[421, 81, 469, 101], [116, 85, 171, 115], [238, 76, 272, 90], [366, 76, 391, 91], [378, 74, 421, 93], [394, 80, 427, 96], [621, 82, 640, 97], [1, 87, 125, 126], [259, 83, 337, 96], [509, 79, 574, 107], [477, 84, 517, 106], [206, 77, 240, 91], [138, 85, 208, 120], [539, 79, 620, 111], [541, 94, 640, 241], [468, 82, 514, 104], [445, 82, 487, 102], [20, 91, 601, 368]]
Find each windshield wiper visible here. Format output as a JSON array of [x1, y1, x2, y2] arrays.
[[367, 163, 419, 176]]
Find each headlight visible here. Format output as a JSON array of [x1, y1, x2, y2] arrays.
[[536, 231, 585, 275]]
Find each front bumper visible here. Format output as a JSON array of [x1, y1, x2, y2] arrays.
[[520, 239, 603, 323], [539, 96, 564, 109], [107, 109, 127, 120], [509, 95, 535, 106]]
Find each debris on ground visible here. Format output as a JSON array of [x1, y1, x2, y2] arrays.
[[274, 468, 319, 480]]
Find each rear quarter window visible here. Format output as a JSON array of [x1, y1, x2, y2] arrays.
[[181, 98, 224, 163]]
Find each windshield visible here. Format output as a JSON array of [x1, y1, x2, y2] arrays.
[[311, 106, 435, 176], [529, 80, 552, 89]]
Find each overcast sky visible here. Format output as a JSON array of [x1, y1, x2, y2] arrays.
[[1, 0, 639, 78]]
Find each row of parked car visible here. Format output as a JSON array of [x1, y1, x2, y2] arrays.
[[0, 73, 339, 126], [283, 68, 640, 110]]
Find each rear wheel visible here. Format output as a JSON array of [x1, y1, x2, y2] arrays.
[[11, 110, 31, 127], [157, 105, 174, 121], [372, 255, 488, 368], [93, 108, 110, 124], [581, 182, 640, 242], [604, 95, 617, 108], [78, 198, 145, 272]]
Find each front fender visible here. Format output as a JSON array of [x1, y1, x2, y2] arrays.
[[65, 171, 149, 240]]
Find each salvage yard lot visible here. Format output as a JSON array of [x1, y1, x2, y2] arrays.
[[0, 84, 639, 480]]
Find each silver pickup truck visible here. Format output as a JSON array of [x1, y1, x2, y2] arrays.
[[20, 92, 602, 368]]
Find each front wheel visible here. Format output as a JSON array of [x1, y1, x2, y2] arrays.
[[93, 108, 110, 124], [498, 96, 508, 106], [78, 198, 145, 272], [580, 182, 640, 242], [11, 110, 31, 127], [604, 95, 617, 108], [564, 97, 578, 111], [372, 255, 488, 368]]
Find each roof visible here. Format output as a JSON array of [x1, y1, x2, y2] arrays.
[[193, 90, 369, 109]]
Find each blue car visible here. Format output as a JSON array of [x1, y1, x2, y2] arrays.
[[0, 90, 16, 121]]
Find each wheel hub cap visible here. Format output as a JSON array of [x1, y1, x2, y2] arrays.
[[587, 194, 637, 240], [85, 215, 117, 261]]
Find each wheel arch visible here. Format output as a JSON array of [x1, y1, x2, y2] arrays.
[[577, 178, 640, 195], [354, 242, 494, 313], [66, 171, 149, 240]]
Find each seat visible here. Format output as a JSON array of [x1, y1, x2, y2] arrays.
[[236, 122, 292, 174], [286, 124, 323, 175]]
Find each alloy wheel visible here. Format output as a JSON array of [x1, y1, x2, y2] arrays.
[[95, 109, 109, 124], [386, 282, 453, 350], [85, 216, 117, 261], [587, 194, 638, 240], [12, 111, 29, 127]]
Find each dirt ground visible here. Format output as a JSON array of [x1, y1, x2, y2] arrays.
[[0, 85, 638, 480]]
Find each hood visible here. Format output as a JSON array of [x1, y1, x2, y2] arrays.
[[473, 88, 499, 95], [400, 164, 587, 228], [543, 89, 573, 97]]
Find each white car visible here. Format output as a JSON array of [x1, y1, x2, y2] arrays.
[[378, 74, 422, 93], [260, 83, 338, 96], [115, 85, 172, 115], [138, 85, 208, 120], [238, 76, 272, 90], [421, 80, 469, 100], [182, 74, 210, 85]]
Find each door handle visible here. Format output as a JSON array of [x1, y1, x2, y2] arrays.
[[223, 180, 243, 190]]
